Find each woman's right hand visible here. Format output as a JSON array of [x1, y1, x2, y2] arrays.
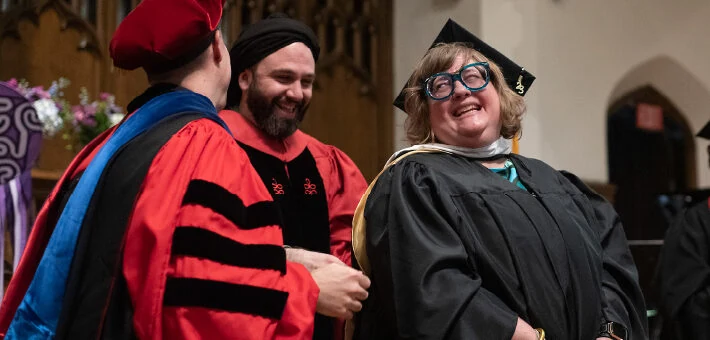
[[511, 318, 540, 340]]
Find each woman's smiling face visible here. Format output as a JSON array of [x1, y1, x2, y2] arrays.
[[427, 54, 502, 149]]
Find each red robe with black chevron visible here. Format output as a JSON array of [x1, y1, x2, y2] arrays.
[[219, 110, 368, 340], [0, 100, 318, 339]]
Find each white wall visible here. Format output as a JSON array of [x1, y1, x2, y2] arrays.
[[394, 0, 710, 187]]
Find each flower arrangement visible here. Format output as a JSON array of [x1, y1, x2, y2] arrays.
[[5, 78, 125, 149], [71, 87, 124, 147], [5, 77, 68, 137]]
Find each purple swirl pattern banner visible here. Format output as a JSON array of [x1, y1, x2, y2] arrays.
[[0, 82, 43, 183], [0, 81, 43, 300]]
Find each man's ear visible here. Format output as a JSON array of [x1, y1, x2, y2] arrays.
[[212, 30, 224, 64], [238, 68, 252, 92]]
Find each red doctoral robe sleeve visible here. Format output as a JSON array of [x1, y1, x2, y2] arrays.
[[123, 119, 319, 339]]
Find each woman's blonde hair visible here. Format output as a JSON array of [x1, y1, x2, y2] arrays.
[[403, 42, 526, 144]]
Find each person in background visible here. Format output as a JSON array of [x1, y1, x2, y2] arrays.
[[0, 1, 365, 339], [658, 120, 710, 340], [351, 19, 648, 340], [220, 13, 370, 340]]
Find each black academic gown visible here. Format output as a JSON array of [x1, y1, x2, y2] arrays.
[[354, 153, 647, 340], [658, 199, 710, 340]]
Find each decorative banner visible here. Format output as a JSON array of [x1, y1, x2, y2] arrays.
[[0, 82, 43, 183], [636, 103, 664, 132], [0, 81, 43, 300]]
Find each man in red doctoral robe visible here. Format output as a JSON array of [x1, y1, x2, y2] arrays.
[[220, 13, 369, 340], [0, 1, 369, 339]]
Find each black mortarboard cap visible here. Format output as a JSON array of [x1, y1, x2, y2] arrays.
[[394, 18, 536, 113], [698, 120, 710, 140]]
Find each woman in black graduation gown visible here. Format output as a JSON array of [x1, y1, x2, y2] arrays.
[[351, 19, 648, 340]]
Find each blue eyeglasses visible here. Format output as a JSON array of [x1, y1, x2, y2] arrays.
[[424, 62, 490, 101]]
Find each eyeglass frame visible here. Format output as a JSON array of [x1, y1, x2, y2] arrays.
[[423, 62, 491, 101]]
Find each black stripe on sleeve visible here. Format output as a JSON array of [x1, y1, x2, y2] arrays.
[[172, 226, 286, 274], [181, 179, 281, 230], [163, 277, 288, 320]]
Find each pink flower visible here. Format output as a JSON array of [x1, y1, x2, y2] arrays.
[[72, 105, 86, 122], [33, 86, 51, 99], [73, 104, 99, 127], [99, 92, 112, 101], [7, 78, 18, 88]]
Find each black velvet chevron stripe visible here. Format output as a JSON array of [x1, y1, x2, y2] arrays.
[[172, 226, 286, 274], [163, 277, 288, 320], [182, 179, 281, 230]]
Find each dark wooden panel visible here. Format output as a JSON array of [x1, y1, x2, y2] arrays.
[[1, 0, 393, 180], [1, 3, 103, 170]]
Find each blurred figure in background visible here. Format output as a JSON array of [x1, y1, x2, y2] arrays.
[[658, 120, 710, 340]]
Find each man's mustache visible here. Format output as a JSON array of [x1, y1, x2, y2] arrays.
[[274, 98, 306, 113]]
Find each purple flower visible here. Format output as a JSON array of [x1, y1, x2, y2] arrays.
[[84, 103, 97, 117], [109, 103, 122, 114], [48, 83, 58, 97], [24, 87, 36, 98], [82, 115, 97, 127]]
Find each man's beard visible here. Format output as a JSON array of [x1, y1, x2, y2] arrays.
[[246, 79, 308, 139]]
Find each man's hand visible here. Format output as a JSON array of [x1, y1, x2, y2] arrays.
[[311, 263, 371, 320], [285, 247, 344, 272]]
